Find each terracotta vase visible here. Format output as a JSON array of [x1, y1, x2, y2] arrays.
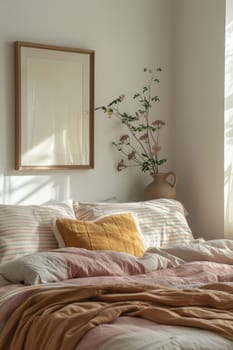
[[144, 172, 177, 200]]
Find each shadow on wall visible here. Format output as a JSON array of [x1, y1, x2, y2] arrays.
[[224, 18, 233, 238]]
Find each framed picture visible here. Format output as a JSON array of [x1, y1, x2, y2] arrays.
[[15, 41, 95, 170]]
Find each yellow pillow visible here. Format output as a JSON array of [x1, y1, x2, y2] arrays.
[[54, 213, 145, 257]]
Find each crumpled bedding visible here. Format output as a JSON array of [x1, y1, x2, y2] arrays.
[[77, 318, 233, 350], [2, 239, 233, 286], [1, 282, 233, 350], [1, 239, 233, 350], [147, 238, 233, 265], [0, 248, 147, 285]]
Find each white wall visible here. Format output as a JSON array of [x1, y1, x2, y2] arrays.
[[225, 0, 233, 239], [173, 0, 225, 240], [0, 0, 173, 204], [0, 0, 227, 241]]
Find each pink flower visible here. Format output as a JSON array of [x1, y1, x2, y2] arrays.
[[96, 68, 167, 175], [117, 159, 127, 171], [120, 134, 130, 144], [152, 144, 161, 155], [152, 120, 165, 127], [128, 151, 136, 160], [140, 133, 149, 142]]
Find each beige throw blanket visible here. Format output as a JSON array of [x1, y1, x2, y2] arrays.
[[1, 283, 233, 350]]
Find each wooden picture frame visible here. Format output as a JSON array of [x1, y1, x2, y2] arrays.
[[15, 41, 95, 170]]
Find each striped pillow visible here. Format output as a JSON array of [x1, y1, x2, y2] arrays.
[[0, 202, 75, 264], [73, 199, 193, 249]]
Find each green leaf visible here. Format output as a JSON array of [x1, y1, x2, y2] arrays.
[[108, 98, 118, 107], [152, 96, 160, 102], [141, 153, 149, 158], [156, 158, 167, 165], [95, 106, 106, 111]]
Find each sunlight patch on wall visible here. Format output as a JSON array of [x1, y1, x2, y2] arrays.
[[224, 0, 233, 238], [0, 175, 71, 205]]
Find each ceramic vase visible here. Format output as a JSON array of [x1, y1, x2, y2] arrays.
[[144, 172, 177, 200]]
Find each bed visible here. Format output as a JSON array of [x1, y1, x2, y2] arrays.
[[0, 199, 233, 350]]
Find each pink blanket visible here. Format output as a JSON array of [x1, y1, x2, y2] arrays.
[[1, 240, 233, 349]]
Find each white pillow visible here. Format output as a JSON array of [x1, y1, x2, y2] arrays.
[[73, 199, 193, 249], [0, 201, 75, 264]]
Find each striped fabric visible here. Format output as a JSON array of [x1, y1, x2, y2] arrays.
[[73, 199, 194, 249], [0, 202, 75, 264]]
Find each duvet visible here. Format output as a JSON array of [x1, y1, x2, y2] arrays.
[[1, 239, 233, 350]]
